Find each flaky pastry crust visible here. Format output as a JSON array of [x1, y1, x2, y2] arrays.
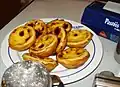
[[25, 19, 47, 38], [29, 34, 58, 57], [57, 48, 90, 69], [67, 29, 93, 48], [47, 19, 72, 33], [9, 26, 36, 51], [47, 26, 67, 53], [22, 53, 58, 72]]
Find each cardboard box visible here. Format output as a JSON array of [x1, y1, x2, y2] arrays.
[[81, 1, 120, 42]]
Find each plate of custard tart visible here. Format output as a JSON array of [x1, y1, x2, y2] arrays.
[[0, 18, 103, 85]]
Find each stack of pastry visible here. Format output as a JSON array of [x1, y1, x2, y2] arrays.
[[8, 19, 93, 72]]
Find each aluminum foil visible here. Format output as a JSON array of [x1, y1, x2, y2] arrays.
[[1, 61, 51, 87]]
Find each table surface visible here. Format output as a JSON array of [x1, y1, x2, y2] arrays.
[[0, 0, 120, 87]]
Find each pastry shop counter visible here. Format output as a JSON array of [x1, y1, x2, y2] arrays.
[[0, 0, 120, 87]]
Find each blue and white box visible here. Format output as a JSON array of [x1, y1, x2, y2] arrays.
[[81, 1, 120, 42]]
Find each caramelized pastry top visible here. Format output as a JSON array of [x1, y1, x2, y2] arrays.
[[25, 19, 47, 38], [67, 29, 93, 47], [9, 26, 36, 51], [47, 19, 72, 33], [57, 47, 90, 69], [29, 34, 58, 57]]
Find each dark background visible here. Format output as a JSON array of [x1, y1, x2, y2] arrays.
[[0, 0, 33, 30], [0, 0, 21, 29]]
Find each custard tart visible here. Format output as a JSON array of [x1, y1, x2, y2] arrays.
[[55, 27, 67, 53], [22, 53, 58, 72], [47, 26, 67, 53], [9, 26, 36, 51], [29, 34, 58, 57], [47, 19, 72, 33], [67, 29, 93, 48], [25, 19, 47, 38], [57, 48, 90, 69]]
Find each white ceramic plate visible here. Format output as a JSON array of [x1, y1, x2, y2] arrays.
[[0, 18, 103, 85]]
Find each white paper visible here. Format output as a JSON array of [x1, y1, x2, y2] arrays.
[[103, 1, 120, 14]]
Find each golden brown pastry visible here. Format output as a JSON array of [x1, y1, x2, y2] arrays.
[[47, 19, 72, 33], [67, 29, 93, 48], [22, 53, 58, 72], [25, 19, 47, 38], [29, 34, 58, 57], [47, 26, 67, 53], [55, 27, 67, 53], [57, 48, 90, 69], [9, 26, 36, 51]]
